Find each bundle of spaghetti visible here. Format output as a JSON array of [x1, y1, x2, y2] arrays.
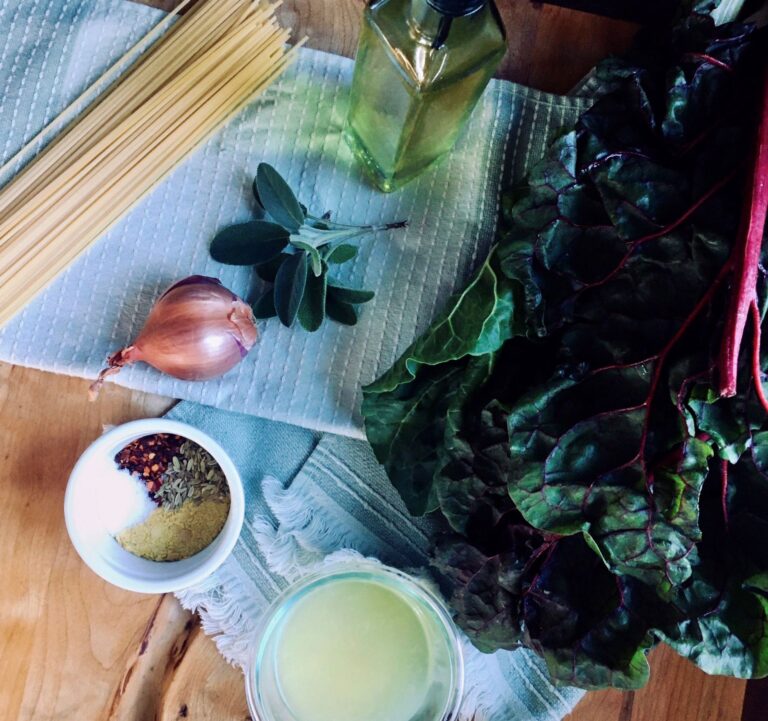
[[0, 0, 299, 327]]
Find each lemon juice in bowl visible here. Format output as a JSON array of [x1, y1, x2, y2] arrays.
[[247, 562, 463, 721]]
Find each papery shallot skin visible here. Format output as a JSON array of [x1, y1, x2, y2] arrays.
[[90, 276, 257, 397]]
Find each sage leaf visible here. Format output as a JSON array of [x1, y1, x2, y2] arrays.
[[298, 269, 327, 332], [310, 253, 323, 277], [253, 289, 277, 319], [210, 221, 288, 265], [326, 244, 358, 264], [291, 238, 323, 276], [251, 176, 266, 218], [256, 253, 290, 282], [306, 214, 331, 230], [274, 251, 309, 326], [291, 227, 334, 250], [326, 296, 358, 326], [328, 282, 375, 305], [256, 163, 304, 232]]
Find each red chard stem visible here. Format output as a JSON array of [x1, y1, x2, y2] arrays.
[[719, 68, 768, 398]]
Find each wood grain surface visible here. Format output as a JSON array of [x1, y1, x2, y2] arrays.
[[0, 1, 763, 720]]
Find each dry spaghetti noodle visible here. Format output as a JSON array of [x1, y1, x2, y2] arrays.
[[0, 0, 299, 327]]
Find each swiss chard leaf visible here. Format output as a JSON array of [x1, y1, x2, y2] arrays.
[[435, 526, 661, 690], [522, 536, 660, 690], [504, 363, 712, 593], [363, 255, 519, 515], [658, 454, 768, 677], [365, 253, 520, 398]]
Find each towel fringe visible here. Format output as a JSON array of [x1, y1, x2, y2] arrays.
[[254, 475, 377, 580], [176, 558, 265, 668]]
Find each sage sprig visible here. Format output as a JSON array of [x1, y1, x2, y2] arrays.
[[210, 163, 407, 331]]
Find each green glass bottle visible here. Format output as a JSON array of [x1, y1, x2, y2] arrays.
[[345, 0, 506, 192]]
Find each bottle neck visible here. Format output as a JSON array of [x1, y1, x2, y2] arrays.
[[427, 0, 486, 17], [409, 0, 486, 47]]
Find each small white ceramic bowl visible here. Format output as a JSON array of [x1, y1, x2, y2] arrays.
[[64, 418, 244, 594]]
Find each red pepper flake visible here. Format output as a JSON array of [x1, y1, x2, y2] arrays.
[[115, 433, 185, 501]]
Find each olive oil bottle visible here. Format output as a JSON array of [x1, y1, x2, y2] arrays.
[[345, 0, 506, 192]]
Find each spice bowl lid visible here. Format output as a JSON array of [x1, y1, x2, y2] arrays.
[[64, 418, 245, 594]]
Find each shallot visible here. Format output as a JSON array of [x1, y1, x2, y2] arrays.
[[90, 276, 257, 398]]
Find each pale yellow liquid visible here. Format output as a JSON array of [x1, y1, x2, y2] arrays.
[[274, 579, 432, 721]]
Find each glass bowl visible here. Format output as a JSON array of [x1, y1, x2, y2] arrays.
[[246, 561, 464, 721]]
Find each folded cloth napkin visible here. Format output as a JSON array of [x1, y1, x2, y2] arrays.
[[168, 400, 585, 721], [0, 0, 592, 438]]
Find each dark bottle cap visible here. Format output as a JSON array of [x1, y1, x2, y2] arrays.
[[427, 0, 486, 17]]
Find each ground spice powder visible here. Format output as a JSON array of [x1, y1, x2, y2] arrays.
[[116, 497, 230, 562]]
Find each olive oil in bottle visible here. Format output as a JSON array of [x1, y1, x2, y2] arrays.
[[345, 0, 506, 192]]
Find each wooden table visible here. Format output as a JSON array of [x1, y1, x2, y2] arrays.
[[0, 1, 766, 719]]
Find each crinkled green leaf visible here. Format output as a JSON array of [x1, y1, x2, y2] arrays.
[[658, 455, 768, 677], [435, 529, 661, 690], [366, 253, 519, 397], [505, 363, 712, 593], [523, 537, 660, 689], [363, 254, 520, 515]]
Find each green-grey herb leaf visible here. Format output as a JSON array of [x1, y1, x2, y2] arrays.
[[210, 221, 288, 265], [253, 289, 277, 319], [274, 251, 309, 326], [256, 163, 304, 232], [290, 239, 323, 276], [256, 253, 290, 282], [327, 282, 375, 305], [326, 296, 359, 326], [298, 269, 328, 332], [251, 176, 266, 218], [326, 244, 358, 264]]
